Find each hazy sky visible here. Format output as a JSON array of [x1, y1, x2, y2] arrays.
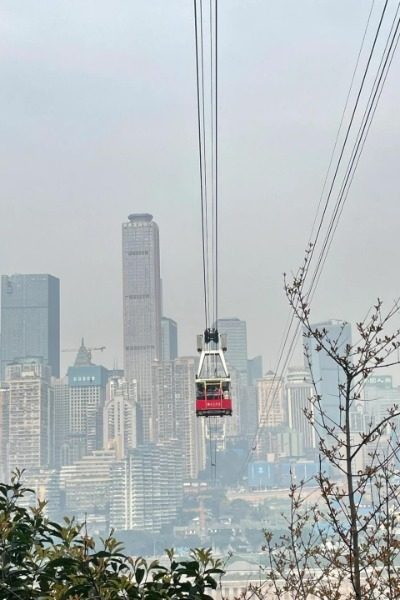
[[1, 1, 399, 376]]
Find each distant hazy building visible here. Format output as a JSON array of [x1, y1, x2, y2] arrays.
[[52, 376, 69, 468], [223, 365, 242, 439], [242, 355, 263, 437], [248, 356, 263, 386], [257, 371, 287, 428], [110, 441, 183, 532], [5, 360, 52, 477], [304, 319, 351, 430], [65, 340, 108, 464], [174, 357, 206, 479], [59, 449, 116, 526], [151, 356, 206, 478], [0, 383, 9, 481], [122, 214, 162, 443], [161, 317, 178, 361], [103, 377, 137, 459], [363, 374, 400, 424], [217, 318, 248, 384], [286, 366, 315, 452], [1, 274, 60, 378], [152, 360, 175, 442], [217, 318, 257, 438]]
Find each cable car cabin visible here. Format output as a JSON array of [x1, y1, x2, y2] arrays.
[[195, 329, 232, 417], [196, 379, 232, 417]]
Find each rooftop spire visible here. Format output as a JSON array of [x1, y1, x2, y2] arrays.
[[74, 338, 92, 366]]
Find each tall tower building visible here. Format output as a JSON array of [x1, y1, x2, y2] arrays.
[[122, 214, 162, 442], [1, 274, 60, 378]]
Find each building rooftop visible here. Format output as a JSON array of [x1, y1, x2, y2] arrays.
[[128, 213, 153, 222]]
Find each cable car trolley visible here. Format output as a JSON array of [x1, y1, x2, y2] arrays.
[[195, 328, 232, 417]]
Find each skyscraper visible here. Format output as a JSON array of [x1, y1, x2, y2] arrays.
[[122, 214, 162, 442], [1, 274, 60, 378]]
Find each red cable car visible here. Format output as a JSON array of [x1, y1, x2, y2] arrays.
[[195, 329, 232, 417]]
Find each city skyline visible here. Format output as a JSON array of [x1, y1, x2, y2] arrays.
[[1, 3, 399, 382]]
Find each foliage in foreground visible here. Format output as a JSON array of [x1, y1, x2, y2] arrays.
[[261, 251, 400, 600], [0, 472, 224, 599]]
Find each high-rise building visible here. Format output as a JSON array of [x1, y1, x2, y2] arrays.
[[0, 383, 9, 481], [248, 356, 263, 386], [161, 317, 178, 361], [174, 356, 206, 480], [65, 340, 108, 464], [286, 366, 315, 452], [217, 318, 253, 438], [245, 355, 263, 437], [363, 374, 400, 424], [152, 360, 175, 442], [59, 449, 116, 526], [304, 319, 351, 430], [52, 376, 69, 468], [103, 377, 137, 459], [122, 214, 162, 443], [1, 274, 60, 378], [4, 360, 53, 477], [109, 441, 183, 532], [151, 357, 206, 478], [217, 318, 248, 384], [257, 371, 287, 428]]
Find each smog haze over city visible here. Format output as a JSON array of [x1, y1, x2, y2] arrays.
[[1, 1, 399, 373], [2, 2, 400, 593]]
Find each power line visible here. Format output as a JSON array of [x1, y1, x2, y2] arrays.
[[194, 0, 219, 335], [214, 0, 219, 331], [241, 0, 398, 475], [194, 0, 210, 330], [313, 22, 400, 297], [308, 4, 400, 301]]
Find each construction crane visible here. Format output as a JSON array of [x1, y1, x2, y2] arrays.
[[61, 338, 106, 363]]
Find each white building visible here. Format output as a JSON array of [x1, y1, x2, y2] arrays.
[[5, 360, 52, 477], [103, 377, 137, 459], [286, 366, 315, 451], [110, 441, 183, 532], [257, 371, 287, 428]]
